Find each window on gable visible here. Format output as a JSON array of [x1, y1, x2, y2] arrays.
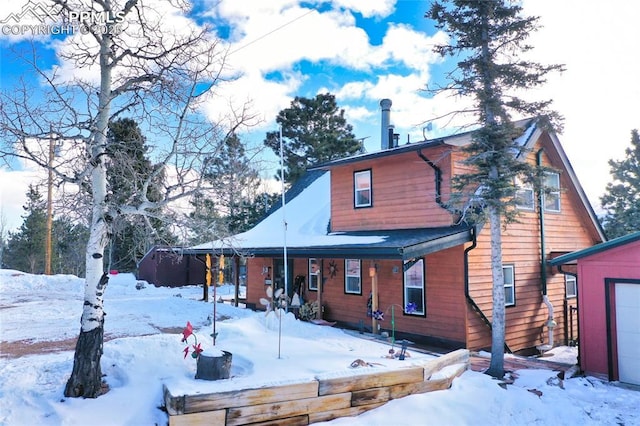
[[503, 265, 515, 306], [309, 258, 319, 291], [565, 275, 577, 298], [404, 259, 425, 315], [543, 172, 561, 212], [345, 259, 361, 294], [354, 170, 372, 208], [515, 175, 534, 210]]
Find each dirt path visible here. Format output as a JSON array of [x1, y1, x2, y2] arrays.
[[1, 338, 78, 359], [1, 327, 184, 359]]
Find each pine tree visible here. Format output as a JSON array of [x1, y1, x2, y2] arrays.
[[53, 218, 89, 276], [601, 129, 640, 238], [264, 93, 361, 186], [106, 118, 173, 271], [428, 0, 563, 379], [206, 134, 262, 234], [4, 185, 47, 273]]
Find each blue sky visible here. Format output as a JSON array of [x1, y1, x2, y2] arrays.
[[1, 0, 639, 231]]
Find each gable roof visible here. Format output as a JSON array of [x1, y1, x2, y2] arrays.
[[186, 169, 472, 260], [310, 118, 605, 242], [187, 118, 603, 259], [309, 118, 535, 171], [519, 121, 606, 242], [549, 231, 640, 266]]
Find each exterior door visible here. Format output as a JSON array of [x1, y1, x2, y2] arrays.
[[274, 258, 294, 298], [615, 281, 640, 386]]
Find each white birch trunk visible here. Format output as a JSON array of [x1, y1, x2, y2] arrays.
[[80, 14, 112, 333], [64, 8, 113, 397]]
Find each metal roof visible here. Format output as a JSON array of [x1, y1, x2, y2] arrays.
[[182, 225, 473, 261], [549, 231, 640, 266]]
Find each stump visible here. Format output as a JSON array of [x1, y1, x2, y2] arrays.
[[195, 351, 232, 380]]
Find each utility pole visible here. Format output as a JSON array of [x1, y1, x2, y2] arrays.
[[45, 130, 54, 275]]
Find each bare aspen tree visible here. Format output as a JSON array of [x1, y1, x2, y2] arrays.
[[0, 0, 254, 397]]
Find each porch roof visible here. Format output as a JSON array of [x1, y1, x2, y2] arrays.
[[182, 224, 473, 261]]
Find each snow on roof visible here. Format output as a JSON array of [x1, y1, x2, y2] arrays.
[[190, 171, 385, 251]]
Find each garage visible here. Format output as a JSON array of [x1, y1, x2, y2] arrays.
[[550, 231, 640, 385], [613, 281, 640, 385]]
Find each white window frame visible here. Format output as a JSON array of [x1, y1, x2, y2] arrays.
[[543, 172, 561, 212], [565, 274, 577, 298], [403, 259, 425, 315], [345, 259, 361, 294], [503, 265, 515, 307], [354, 170, 372, 208], [308, 258, 319, 291], [515, 175, 534, 210]]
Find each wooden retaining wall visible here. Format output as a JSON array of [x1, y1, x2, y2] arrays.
[[164, 349, 469, 425]]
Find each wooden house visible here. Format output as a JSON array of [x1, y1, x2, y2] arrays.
[[184, 100, 605, 355], [549, 232, 640, 385]]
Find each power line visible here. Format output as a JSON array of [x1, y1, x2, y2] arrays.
[[229, 8, 316, 56]]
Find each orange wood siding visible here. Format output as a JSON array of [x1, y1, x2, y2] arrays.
[[245, 257, 311, 309], [465, 144, 601, 352], [309, 250, 467, 345], [330, 146, 455, 232], [245, 258, 270, 308]]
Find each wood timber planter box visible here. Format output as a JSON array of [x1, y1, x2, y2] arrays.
[[163, 349, 469, 425]]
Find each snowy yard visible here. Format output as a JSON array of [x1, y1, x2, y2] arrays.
[[1, 270, 639, 425]]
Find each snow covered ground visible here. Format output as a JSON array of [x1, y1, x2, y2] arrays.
[[1, 270, 639, 425]]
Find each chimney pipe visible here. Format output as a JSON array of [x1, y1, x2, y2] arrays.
[[380, 99, 392, 150]]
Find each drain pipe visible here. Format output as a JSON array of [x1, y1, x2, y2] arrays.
[[464, 226, 511, 353], [418, 149, 464, 221], [537, 149, 556, 352], [418, 149, 447, 210]]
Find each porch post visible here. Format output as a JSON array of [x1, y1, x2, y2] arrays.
[[370, 263, 379, 334], [317, 260, 323, 320]]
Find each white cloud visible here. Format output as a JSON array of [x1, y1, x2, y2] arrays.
[[0, 168, 40, 231], [4, 0, 638, 227], [332, 0, 396, 19]]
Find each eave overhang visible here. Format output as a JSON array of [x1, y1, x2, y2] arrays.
[[182, 225, 473, 261]]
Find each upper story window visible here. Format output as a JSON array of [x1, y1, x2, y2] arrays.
[[503, 264, 515, 307], [515, 172, 561, 212], [543, 172, 561, 212], [565, 274, 577, 298], [308, 258, 319, 291], [515, 175, 534, 210], [345, 259, 362, 294], [354, 169, 372, 208]]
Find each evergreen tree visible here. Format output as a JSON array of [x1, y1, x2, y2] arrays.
[[0, 209, 7, 268], [106, 118, 173, 271], [53, 218, 89, 276], [428, 0, 563, 379], [207, 134, 261, 233], [187, 192, 224, 245], [201, 134, 278, 236], [4, 185, 47, 273], [601, 129, 640, 238], [264, 93, 361, 186]]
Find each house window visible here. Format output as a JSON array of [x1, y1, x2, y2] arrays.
[[565, 275, 577, 298], [354, 170, 372, 208], [309, 258, 319, 291], [404, 259, 425, 315], [515, 176, 534, 210], [345, 259, 361, 294], [544, 172, 561, 212], [503, 265, 515, 306]]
